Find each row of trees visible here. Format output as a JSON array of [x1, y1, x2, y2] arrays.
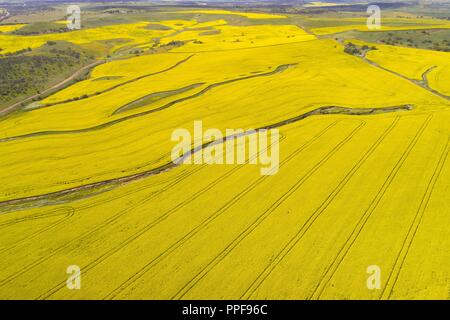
[[0, 45, 84, 103], [344, 42, 377, 56]]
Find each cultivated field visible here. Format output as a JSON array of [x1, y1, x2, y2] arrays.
[[0, 5, 449, 300]]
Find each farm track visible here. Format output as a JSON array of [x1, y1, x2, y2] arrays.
[[381, 136, 450, 299], [37, 135, 287, 299], [309, 114, 433, 299], [0, 164, 206, 288], [0, 104, 411, 212], [0, 60, 106, 118], [102, 121, 340, 299], [0, 63, 296, 144], [241, 117, 401, 299], [362, 56, 450, 101], [420, 65, 437, 88], [172, 121, 366, 300]]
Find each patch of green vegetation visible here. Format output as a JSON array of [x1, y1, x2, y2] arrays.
[[349, 29, 450, 52], [0, 47, 32, 57], [399, 3, 450, 19], [0, 41, 94, 107], [301, 18, 363, 29], [123, 40, 185, 57], [113, 83, 204, 115], [81, 6, 290, 28], [12, 21, 68, 35], [0, 3, 66, 24], [145, 23, 172, 31], [344, 42, 377, 56], [159, 40, 185, 49], [199, 29, 221, 36]]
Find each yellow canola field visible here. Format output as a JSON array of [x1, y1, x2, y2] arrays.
[[0, 24, 26, 33], [309, 18, 450, 35], [0, 38, 447, 202], [0, 14, 449, 300], [0, 22, 171, 55], [41, 53, 191, 104], [0, 110, 448, 299], [161, 24, 316, 52], [428, 64, 450, 96], [39, 18, 238, 104], [364, 42, 450, 95], [170, 9, 286, 20]]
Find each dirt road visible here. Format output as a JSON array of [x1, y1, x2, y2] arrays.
[[0, 60, 105, 117]]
